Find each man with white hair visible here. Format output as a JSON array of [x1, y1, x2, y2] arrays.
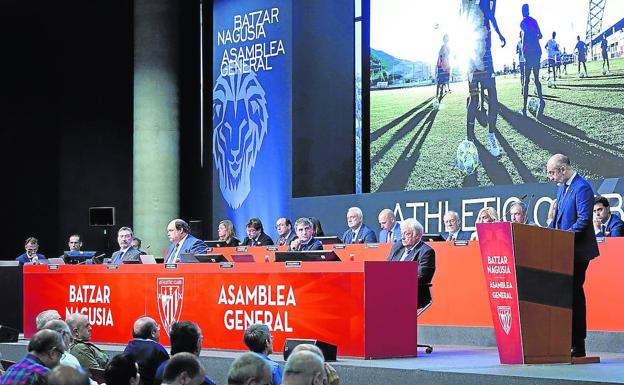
[[442, 211, 471, 241], [386, 218, 436, 307], [35, 309, 61, 330], [341, 207, 377, 244]]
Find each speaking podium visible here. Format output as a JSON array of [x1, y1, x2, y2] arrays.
[[477, 222, 574, 364]]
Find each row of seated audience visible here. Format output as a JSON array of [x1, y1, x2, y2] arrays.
[[0, 309, 339, 385], [15, 195, 623, 266]]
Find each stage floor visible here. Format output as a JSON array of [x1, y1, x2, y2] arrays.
[[1, 339, 622, 385]]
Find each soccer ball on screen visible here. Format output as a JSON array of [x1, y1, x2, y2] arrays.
[[528, 97, 539, 116], [456, 140, 480, 175], [432, 98, 440, 110]]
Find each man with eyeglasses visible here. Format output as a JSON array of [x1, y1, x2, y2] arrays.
[[441, 211, 471, 241], [546, 154, 599, 358], [275, 218, 297, 247], [0, 329, 65, 385], [124, 317, 169, 385], [243, 324, 282, 385], [16, 237, 47, 265], [386, 218, 436, 307]]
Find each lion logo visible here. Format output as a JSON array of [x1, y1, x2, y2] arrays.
[[213, 69, 268, 209]]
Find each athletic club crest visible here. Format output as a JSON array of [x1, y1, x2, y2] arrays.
[[497, 305, 512, 335], [213, 69, 268, 209], [157, 278, 184, 335]]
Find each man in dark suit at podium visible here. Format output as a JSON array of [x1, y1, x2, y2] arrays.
[[593, 196, 624, 237], [546, 154, 599, 358], [386, 218, 436, 307], [341, 207, 378, 244], [110, 227, 142, 265]]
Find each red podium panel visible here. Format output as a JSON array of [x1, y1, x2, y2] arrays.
[[478, 222, 574, 364], [23, 261, 417, 359]]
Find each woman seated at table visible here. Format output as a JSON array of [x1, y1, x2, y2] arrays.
[[217, 219, 240, 247], [470, 207, 499, 241]]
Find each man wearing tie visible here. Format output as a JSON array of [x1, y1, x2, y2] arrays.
[[242, 218, 274, 246], [441, 211, 471, 241], [593, 196, 624, 237], [386, 218, 436, 307], [288, 217, 323, 251], [378, 209, 401, 243], [275, 218, 297, 247], [110, 227, 141, 264], [547, 154, 599, 358], [341, 207, 378, 244], [164, 219, 208, 264]]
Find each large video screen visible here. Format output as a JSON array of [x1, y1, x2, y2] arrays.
[[370, 0, 624, 193]]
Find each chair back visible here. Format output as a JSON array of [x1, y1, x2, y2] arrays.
[[89, 368, 106, 384]]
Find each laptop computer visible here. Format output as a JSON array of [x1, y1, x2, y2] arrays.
[[47, 258, 65, 265], [422, 234, 446, 242], [204, 240, 224, 248], [140, 254, 157, 264], [231, 254, 255, 263], [63, 251, 97, 261], [274, 250, 341, 262], [315, 236, 342, 245], [179, 253, 228, 263]]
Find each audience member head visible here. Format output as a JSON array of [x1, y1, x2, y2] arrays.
[[25, 236, 40, 258], [594, 196, 611, 224], [162, 352, 205, 385], [294, 217, 314, 243], [346, 207, 363, 230], [170, 321, 203, 356], [36, 309, 61, 330], [167, 219, 191, 245], [132, 316, 160, 342], [475, 207, 498, 224], [28, 329, 65, 369], [243, 324, 272, 355], [443, 211, 461, 233], [546, 154, 573, 185], [131, 237, 142, 250], [227, 352, 271, 385], [218, 220, 237, 242], [47, 365, 90, 385], [43, 319, 73, 350], [66, 313, 91, 342], [510, 202, 528, 224], [399, 218, 424, 249], [68, 234, 82, 252], [104, 352, 141, 385], [378, 209, 396, 231], [117, 226, 134, 251], [282, 351, 326, 385], [291, 344, 324, 360], [308, 217, 325, 237], [275, 218, 292, 237], [246, 218, 264, 240]]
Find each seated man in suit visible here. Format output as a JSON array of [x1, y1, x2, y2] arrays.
[[441, 211, 471, 241], [593, 196, 624, 237], [16, 236, 47, 265], [131, 237, 148, 255], [165, 219, 208, 264], [242, 218, 274, 246], [386, 218, 436, 307], [110, 227, 142, 264], [275, 218, 297, 247], [289, 217, 323, 251], [341, 207, 378, 244], [378, 208, 401, 243]]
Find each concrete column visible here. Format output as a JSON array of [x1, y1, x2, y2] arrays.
[[133, 0, 179, 256]]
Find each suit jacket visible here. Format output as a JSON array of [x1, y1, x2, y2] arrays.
[[386, 240, 436, 306], [242, 232, 274, 246], [441, 230, 471, 241], [277, 230, 298, 247], [341, 224, 378, 244], [597, 214, 624, 237], [15, 253, 47, 265], [548, 173, 599, 262], [110, 247, 141, 265], [289, 237, 323, 251], [124, 339, 169, 385], [165, 234, 208, 263], [379, 222, 401, 243]]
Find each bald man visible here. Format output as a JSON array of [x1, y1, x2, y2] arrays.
[[282, 351, 327, 385], [378, 209, 401, 243], [124, 317, 169, 385], [165, 219, 208, 264], [546, 154, 599, 358]]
